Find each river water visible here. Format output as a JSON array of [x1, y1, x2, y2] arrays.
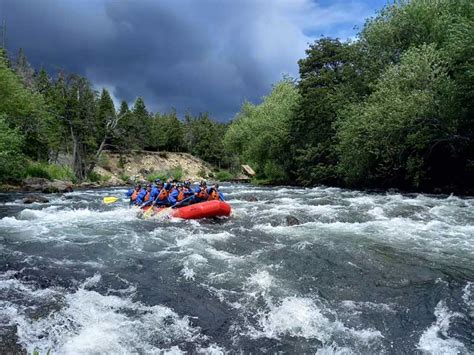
[[0, 184, 473, 354]]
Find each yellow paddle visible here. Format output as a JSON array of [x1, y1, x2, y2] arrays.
[[142, 205, 154, 219], [103, 196, 119, 204], [142, 204, 170, 219]]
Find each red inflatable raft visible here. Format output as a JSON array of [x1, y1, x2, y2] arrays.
[[142, 200, 231, 219]]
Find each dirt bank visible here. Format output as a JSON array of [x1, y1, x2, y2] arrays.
[[94, 150, 214, 185], [0, 151, 215, 193]]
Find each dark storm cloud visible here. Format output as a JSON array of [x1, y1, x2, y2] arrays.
[[1, 0, 373, 120]]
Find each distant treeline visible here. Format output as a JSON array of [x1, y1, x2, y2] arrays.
[[0, 48, 230, 182], [224, 0, 473, 193], [1, 0, 473, 192]]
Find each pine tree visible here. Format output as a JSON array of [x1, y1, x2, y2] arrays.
[[89, 88, 118, 169], [97, 88, 115, 138], [132, 97, 148, 122], [132, 97, 150, 149], [119, 100, 129, 115], [35, 67, 52, 95], [14, 48, 35, 88]]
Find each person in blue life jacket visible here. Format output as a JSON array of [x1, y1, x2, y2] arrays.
[[126, 184, 142, 205], [207, 183, 225, 201], [152, 180, 171, 206], [136, 183, 153, 206], [193, 180, 209, 203], [162, 178, 173, 191], [169, 182, 194, 206], [149, 179, 161, 202]]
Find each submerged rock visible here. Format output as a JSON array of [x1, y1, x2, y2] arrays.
[[286, 215, 300, 226], [23, 194, 50, 204], [244, 196, 258, 202]]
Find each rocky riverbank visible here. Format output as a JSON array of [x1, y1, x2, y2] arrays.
[[0, 151, 215, 194]]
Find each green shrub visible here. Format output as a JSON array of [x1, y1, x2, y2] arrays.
[[147, 165, 184, 182], [118, 155, 126, 169], [0, 116, 25, 182], [169, 166, 184, 181], [119, 173, 130, 182], [263, 161, 288, 183], [147, 171, 167, 182], [25, 161, 75, 182], [198, 168, 208, 178], [86, 171, 103, 183], [98, 153, 111, 170], [25, 163, 50, 179], [215, 170, 234, 181], [102, 174, 111, 182]]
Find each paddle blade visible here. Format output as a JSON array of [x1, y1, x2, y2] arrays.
[[142, 206, 154, 219], [103, 196, 119, 204], [153, 206, 172, 219]]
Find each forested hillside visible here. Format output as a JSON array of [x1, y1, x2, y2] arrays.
[[224, 0, 473, 193], [0, 0, 472, 193], [0, 48, 229, 183]]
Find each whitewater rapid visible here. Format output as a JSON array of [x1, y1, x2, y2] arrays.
[[0, 185, 473, 353]]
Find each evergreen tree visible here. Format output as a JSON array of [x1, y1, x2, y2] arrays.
[[14, 48, 35, 89], [35, 67, 52, 95], [115, 97, 149, 151], [184, 113, 227, 166], [96, 88, 116, 139], [119, 100, 129, 115], [132, 97, 150, 149]]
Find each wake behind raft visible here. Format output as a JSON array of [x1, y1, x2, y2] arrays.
[[141, 200, 232, 219]]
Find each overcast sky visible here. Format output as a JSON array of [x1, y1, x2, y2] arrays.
[[1, 0, 387, 121]]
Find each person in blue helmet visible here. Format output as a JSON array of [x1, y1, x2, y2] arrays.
[[126, 183, 142, 205], [207, 183, 225, 201], [169, 182, 194, 206], [193, 180, 209, 203], [136, 183, 153, 206], [152, 180, 171, 207], [150, 179, 161, 202]]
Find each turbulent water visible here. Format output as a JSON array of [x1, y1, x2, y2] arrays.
[[0, 184, 473, 354]]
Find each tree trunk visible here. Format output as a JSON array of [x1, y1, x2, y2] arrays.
[[70, 125, 85, 181], [86, 135, 107, 177]]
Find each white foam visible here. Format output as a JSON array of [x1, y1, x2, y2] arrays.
[[10, 278, 203, 354], [197, 343, 226, 354], [247, 296, 382, 346], [340, 300, 396, 314], [181, 266, 196, 281], [367, 207, 388, 220], [417, 301, 466, 354], [245, 270, 273, 296], [315, 343, 353, 354], [462, 282, 473, 317]]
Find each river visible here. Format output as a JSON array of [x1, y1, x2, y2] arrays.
[[0, 184, 473, 354]]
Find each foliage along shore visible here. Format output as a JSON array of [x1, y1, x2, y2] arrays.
[[224, 0, 473, 195], [0, 150, 225, 193], [1, 0, 473, 195]]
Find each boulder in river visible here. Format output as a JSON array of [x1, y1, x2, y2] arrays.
[[243, 196, 258, 202], [23, 194, 50, 204], [23, 177, 73, 193], [47, 180, 74, 193], [286, 215, 300, 226]]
